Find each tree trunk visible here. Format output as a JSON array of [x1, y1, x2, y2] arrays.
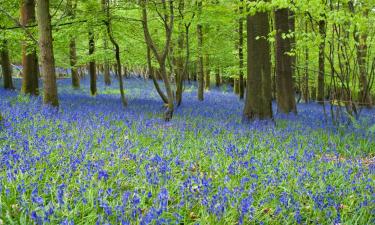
[[303, 21, 309, 103], [204, 54, 210, 90], [1, 40, 14, 90], [175, 0, 185, 106], [141, 0, 175, 121], [67, 0, 79, 89], [185, 25, 191, 84], [215, 68, 220, 87], [288, 9, 296, 90], [243, 11, 273, 121], [275, 8, 296, 114], [88, 31, 97, 96], [238, 0, 244, 99], [355, 9, 372, 107], [317, 17, 326, 104], [104, 0, 127, 106], [197, 0, 204, 101], [146, 44, 168, 103], [101, 0, 111, 86], [234, 79, 239, 94], [69, 40, 79, 89], [160, 62, 174, 121], [36, 0, 58, 106], [20, 0, 39, 95]]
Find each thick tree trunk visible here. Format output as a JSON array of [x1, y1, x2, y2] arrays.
[[243, 11, 273, 121], [238, 0, 244, 99], [21, 0, 39, 95], [36, 0, 59, 106], [275, 8, 296, 114], [88, 31, 97, 96], [1, 40, 14, 90], [317, 17, 326, 103], [197, 0, 204, 101]]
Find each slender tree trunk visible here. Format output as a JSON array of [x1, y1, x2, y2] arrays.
[[104, 62, 111, 85], [355, 9, 372, 107], [303, 21, 309, 103], [69, 40, 79, 89], [317, 17, 326, 103], [101, 0, 111, 86], [36, 0, 58, 106], [275, 8, 297, 114], [104, 0, 127, 106], [288, 9, 296, 89], [238, 0, 244, 99], [1, 40, 14, 90], [141, 0, 175, 121], [234, 79, 239, 94], [160, 61, 174, 120], [21, 0, 39, 95], [67, 0, 79, 89], [204, 54, 210, 90], [215, 68, 220, 87], [88, 30, 97, 96], [185, 25, 191, 84], [175, 0, 185, 106], [243, 11, 273, 121], [146, 45, 168, 103], [197, 0, 204, 101]]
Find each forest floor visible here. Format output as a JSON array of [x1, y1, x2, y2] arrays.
[[0, 77, 374, 224]]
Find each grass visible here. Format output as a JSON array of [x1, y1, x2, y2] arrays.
[[0, 76, 374, 224]]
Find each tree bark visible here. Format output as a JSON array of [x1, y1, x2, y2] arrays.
[[36, 0, 59, 106], [175, 0, 186, 106], [317, 17, 326, 103], [234, 79, 239, 94], [275, 8, 296, 114], [104, 0, 127, 106], [215, 68, 220, 87], [1, 40, 14, 90], [101, 0, 111, 86], [303, 21, 309, 103], [354, 8, 372, 107], [141, 0, 175, 121], [238, 0, 244, 99], [20, 0, 39, 95], [146, 45, 168, 103], [185, 24, 191, 84], [204, 54, 210, 90], [197, 0, 204, 101], [243, 11, 273, 121], [88, 30, 97, 96], [67, 0, 79, 89]]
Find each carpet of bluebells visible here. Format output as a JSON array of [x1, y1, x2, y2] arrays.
[[0, 76, 374, 225]]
